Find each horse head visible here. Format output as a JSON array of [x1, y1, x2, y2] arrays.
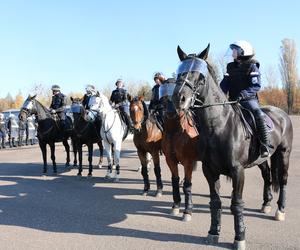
[[70, 96, 85, 120], [129, 95, 145, 131], [19, 94, 37, 121], [172, 44, 211, 111]]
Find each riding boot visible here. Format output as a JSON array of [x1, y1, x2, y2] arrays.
[[123, 112, 134, 133], [255, 113, 270, 158]]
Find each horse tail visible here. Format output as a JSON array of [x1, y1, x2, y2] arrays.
[[270, 150, 281, 193]]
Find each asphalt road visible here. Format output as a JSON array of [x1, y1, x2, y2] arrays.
[[0, 117, 300, 250]]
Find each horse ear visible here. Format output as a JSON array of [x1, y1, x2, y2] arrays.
[[177, 46, 188, 61], [197, 43, 210, 60], [138, 95, 144, 101], [70, 96, 74, 102], [30, 94, 37, 100], [127, 93, 132, 102]]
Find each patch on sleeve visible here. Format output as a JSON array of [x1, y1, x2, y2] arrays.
[[252, 77, 258, 84]]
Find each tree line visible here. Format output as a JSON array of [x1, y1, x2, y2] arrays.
[[0, 38, 299, 114]]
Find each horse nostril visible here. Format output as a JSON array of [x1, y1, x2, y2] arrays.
[[181, 96, 185, 102]]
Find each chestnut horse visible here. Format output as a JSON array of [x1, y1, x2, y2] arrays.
[[129, 96, 163, 196]]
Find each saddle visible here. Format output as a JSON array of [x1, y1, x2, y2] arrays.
[[238, 105, 274, 137]]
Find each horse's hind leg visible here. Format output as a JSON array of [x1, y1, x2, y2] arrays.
[[72, 138, 78, 167], [97, 141, 104, 168], [271, 146, 291, 221], [77, 143, 83, 176], [137, 150, 150, 196], [87, 143, 93, 177], [39, 142, 47, 174], [202, 164, 222, 244], [103, 140, 113, 178], [258, 161, 273, 213], [113, 140, 122, 181], [152, 151, 163, 197], [49, 142, 57, 174], [62, 139, 70, 168]]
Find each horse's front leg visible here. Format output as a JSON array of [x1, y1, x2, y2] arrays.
[[97, 140, 104, 168], [202, 164, 222, 245], [152, 151, 163, 197], [62, 139, 70, 168], [49, 142, 57, 174], [87, 143, 93, 177], [182, 161, 194, 222], [137, 150, 150, 196], [113, 140, 122, 181], [39, 141, 47, 174], [258, 161, 272, 213], [230, 166, 246, 250], [72, 138, 78, 167], [103, 140, 113, 179], [165, 156, 181, 216], [77, 142, 83, 177]]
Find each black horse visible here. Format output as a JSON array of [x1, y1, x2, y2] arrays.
[[172, 45, 293, 249], [70, 97, 104, 177], [19, 95, 73, 174]]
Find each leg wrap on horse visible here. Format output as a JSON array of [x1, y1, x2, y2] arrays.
[[171, 176, 181, 206], [183, 180, 193, 214], [116, 164, 120, 175], [154, 164, 163, 189], [277, 184, 287, 212], [230, 200, 245, 241], [209, 199, 222, 235], [141, 165, 150, 190]]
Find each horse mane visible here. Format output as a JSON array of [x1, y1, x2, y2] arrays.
[[206, 61, 219, 86]]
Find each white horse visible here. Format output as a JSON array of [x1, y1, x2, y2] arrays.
[[86, 92, 128, 181]]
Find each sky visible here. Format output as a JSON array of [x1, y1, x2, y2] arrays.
[[0, 0, 299, 98]]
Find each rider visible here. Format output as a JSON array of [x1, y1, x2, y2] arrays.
[[0, 113, 7, 149], [220, 40, 270, 158], [18, 118, 26, 146], [7, 114, 18, 148], [49, 84, 67, 132], [149, 72, 166, 131], [110, 79, 133, 132]]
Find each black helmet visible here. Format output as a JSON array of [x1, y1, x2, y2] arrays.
[[51, 85, 61, 91], [115, 79, 124, 86]]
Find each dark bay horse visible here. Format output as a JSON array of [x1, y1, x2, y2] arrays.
[[19, 95, 73, 174], [172, 45, 293, 249], [129, 96, 163, 197], [70, 97, 104, 177], [162, 104, 201, 222]]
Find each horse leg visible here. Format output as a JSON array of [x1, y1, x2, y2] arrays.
[[137, 150, 150, 196], [39, 142, 47, 174], [202, 165, 222, 244], [165, 156, 181, 215], [103, 140, 113, 179], [87, 143, 93, 177], [230, 166, 246, 250], [271, 146, 291, 221], [113, 140, 122, 181], [152, 151, 163, 197], [72, 139, 78, 167], [49, 142, 57, 174], [62, 139, 70, 168], [258, 161, 273, 213], [77, 143, 83, 176], [182, 161, 194, 222], [97, 141, 104, 168]]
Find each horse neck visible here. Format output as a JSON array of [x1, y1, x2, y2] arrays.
[[34, 100, 50, 121], [197, 78, 237, 134]]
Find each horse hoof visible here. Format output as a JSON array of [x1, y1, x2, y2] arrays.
[[261, 205, 272, 214], [171, 208, 180, 216], [206, 234, 219, 244], [87, 173, 92, 178], [275, 209, 285, 221], [141, 190, 148, 196], [155, 190, 163, 197], [233, 240, 246, 250], [182, 213, 192, 222]]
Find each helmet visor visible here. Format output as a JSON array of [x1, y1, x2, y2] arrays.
[[176, 58, 208, 77]]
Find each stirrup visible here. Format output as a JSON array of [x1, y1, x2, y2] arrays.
[[260, 145, 270, 158]]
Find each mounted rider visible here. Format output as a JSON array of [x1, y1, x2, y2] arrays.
[[0, 113, 7, 149], [110, 79, 133, 132], [149, 72, 173, 131], [49, 84, 67, 132], [220, 40, 270, 157]]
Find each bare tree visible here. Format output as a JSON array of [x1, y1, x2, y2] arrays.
[[279, 38, 299, 114], [264, 65, 279, 88]]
